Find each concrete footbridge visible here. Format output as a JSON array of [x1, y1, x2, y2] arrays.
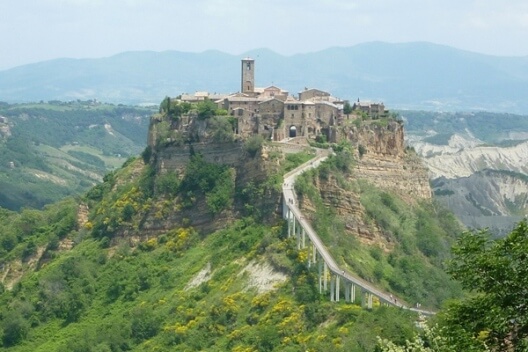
[[281, 146, 435, 316]]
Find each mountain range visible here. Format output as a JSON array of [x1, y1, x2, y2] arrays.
[[1, 42, 528, 113]]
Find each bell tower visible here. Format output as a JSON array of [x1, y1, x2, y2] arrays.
[[241, 58, 255, 94]]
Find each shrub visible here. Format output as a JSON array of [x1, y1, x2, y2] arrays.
[[244, 135, 264, 157]]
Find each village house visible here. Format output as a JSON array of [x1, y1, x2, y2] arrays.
[[179, 58, 385, 141]]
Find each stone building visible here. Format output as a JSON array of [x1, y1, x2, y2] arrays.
[[352, 100, 387, 119], [178, 58, 386, 141], [241, 58, 255, 95]]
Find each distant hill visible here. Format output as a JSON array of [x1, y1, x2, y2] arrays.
[[1, 42, 528, 113], [0, 101, 153, 210]]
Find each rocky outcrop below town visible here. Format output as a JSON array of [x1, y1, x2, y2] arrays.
[[144, 115, 431, 243], [297, 120, 432, 247], [341, 120, 431, 201]]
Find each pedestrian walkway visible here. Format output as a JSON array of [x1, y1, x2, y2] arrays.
[[280, 145, 435, 315]]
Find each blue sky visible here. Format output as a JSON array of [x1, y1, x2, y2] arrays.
[[1, 0, 528, 70]]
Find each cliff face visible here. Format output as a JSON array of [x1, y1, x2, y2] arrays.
[[299, 175, 391, 248], [342, 121, 431, 202], [298, 121, 432, 248], [432, 170, 528, 236], [134, 142, 283, 238], [408, 130, 528, 235], [146, 114, 431, 243]]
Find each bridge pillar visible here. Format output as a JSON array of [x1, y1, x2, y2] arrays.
[[361, 289, 365, 308], [287, 208, 291, 237], [312, 244, 316, 264], [318, 261, 323, 293], [344, 282, 350, 302], [360, 290, 373, 309], [296, 224, 301, 250], [351, 284, 356, 303], [292, 215, 296, 240], [307, 248, 311, 268], [335, 275, 340, 302], [330, 275, 335, 302], [301, 228, 306, 249], [323, 262, 328, 291]]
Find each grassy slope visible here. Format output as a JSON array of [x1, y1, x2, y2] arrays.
[[0, 101, 153, 210], [295, 150, 463, 309], [0, 151, 428, 352]]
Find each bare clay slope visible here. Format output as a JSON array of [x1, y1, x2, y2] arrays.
[[404, 110, 528, 235]]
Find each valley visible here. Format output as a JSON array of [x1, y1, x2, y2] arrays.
[[403, 110, 528, 235]]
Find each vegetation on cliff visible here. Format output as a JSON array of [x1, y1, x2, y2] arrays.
[[295, 145, 463, 308], [0, 145, 426, 351], [3, 99, 524, 351]]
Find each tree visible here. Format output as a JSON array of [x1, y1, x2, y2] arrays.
[[244, 135, 264, 157], [1, 310, 30, 346], [440, 220, 528, 351], [196, 99, 217, 120], [209, 116, 234, 143], [343, 101, 353, 116]]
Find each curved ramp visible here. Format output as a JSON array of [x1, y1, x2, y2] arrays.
[[281, 147, 435, 315]]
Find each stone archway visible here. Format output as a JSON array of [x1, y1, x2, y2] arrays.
[[289, 125, 297, 138]]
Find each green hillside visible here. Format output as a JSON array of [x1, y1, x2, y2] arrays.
[[0, 101, 153, 210], [294, 154, 463, 308], [0, 133, 467, 351]]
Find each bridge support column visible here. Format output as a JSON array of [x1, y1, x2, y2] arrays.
[[361, 290, 365, 308], [330, 275, 335, 302], [318, 261, 323, 293], [301, 228, 306, 249], [292, 214, 297, 236], [323, 263, 328, 291], [367, 293, 373, 309], [296, 225, 301, 250], [307, 246, 311, 268], [335, 275, 340, 302], [287, 208, 291, 237], [312, 244, 316, 264], [345, 281, 354, 302]]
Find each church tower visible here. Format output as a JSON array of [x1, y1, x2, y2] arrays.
[[241, 58, 255, 94]]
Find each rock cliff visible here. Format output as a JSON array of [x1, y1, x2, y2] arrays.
[[146, 113, 431, 243], [300, 121, 432, 247], [408, 131, 528, 235], [340, 120, 431, 202]]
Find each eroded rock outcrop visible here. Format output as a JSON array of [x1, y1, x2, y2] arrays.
[[344, 121, 431, 202]]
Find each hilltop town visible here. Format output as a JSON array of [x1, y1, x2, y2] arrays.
[[166, 58, 388, 142]]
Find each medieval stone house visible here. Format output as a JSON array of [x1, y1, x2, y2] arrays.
[[179, 58, 385, 141]]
